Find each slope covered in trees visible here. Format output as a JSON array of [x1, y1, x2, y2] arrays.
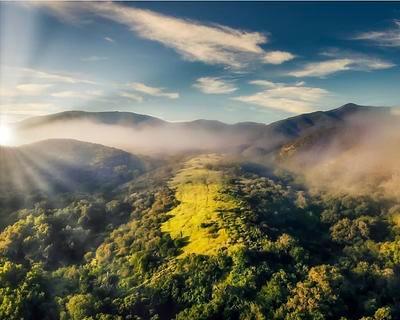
[[0, 139, 148, 225], [1, 148, 399, 319]]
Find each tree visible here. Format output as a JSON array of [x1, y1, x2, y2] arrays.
[[66, 293, 97, 320], [282, 265, 344, 319]]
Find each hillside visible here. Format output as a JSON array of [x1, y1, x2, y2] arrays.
[[0, 139, 148, 220]]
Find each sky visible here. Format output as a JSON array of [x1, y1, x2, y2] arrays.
[[1, 1, 400, 124]]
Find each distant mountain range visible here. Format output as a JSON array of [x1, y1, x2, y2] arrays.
[[14, 103, 394, 157]]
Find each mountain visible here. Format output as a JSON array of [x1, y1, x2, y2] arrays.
[[277, 103, 394, 162], [14, 103, 391, 156], [17, 110, 166, 129]]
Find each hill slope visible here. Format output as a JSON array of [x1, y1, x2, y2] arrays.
[[0, 139, 148, 215]]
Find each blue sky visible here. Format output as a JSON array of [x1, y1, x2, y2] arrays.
[[1, 1, 400, 124]]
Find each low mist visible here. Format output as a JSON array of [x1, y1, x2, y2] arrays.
[[284, 111, 400, 200], [10, 108, 400, 200], [12, 120, 247, 155]]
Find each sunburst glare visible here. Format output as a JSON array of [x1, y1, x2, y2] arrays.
[[0, 123, 13, 146]]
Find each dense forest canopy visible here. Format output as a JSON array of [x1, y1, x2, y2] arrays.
[[1, 105, 400, 319]]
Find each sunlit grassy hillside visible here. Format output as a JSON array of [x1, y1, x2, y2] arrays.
[[161, 154, 239, 256]]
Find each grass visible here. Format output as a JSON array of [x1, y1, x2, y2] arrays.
[[161, 154, 239, 257]]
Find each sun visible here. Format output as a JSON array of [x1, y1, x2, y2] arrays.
[[0, 124, 13, 146]]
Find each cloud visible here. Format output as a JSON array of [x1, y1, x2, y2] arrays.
[[233, 81, 329, 114], [354, 20, 400, 47], [120, 92, 143, 102], [248, 80, 278, 88], [0, 84, 52, 97], [0, 103, 56, 116], [128, 82, 179, 99], [104, 36, 115, 43], [193, 77, 237, 94], [51, 90, 104, 99], [16, 84, 53, 95], [288, 55, 395, 77], [13, 67, 96, 84], [51, 91, 84, 98], [81, 56, 108, 62], [88, 2, 268, 68], [29, 2, 293, 68], [263, 51, 295, 64]]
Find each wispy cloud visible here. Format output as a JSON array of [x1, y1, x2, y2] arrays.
[[30, 2, 294, 69], [354, 20, 400, 47], [233, 80, 329, 114], [51, 90, 104, 99], [0, 103, 56, 116], [104, 36, 115, 43], [248, 80, 278, 88], [88, 2, 268, 68], [12, 66, 96, 84], [120, 92, 143, 102], [81, 56, 108, 62], [193, 77, 237, 94], [128, 82, 179, 99], [51, 91, 82, 98], [0, 84, 52, 97], [16, 84, 53, 95], [263, 51, 295, 64], [288, 53, 394, 77]]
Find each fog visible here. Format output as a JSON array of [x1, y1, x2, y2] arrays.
[[284, 111, 400, 199], [9, 109, 400, 200], [14, 120, 256, 155]]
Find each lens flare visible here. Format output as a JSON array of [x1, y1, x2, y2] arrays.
[[0, 124, 13, 146]]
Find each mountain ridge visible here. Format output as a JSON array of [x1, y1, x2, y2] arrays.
[[12, 103, 394, 156], [17, 103, 384, 129]]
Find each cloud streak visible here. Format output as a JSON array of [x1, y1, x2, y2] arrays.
[[288, 55, 394, 78], [354, 20, 400, 47], [128, 82, 179, 99], [16, 67, 96, 84], [16, 84, 53, 95], [104, 36, 115, 43], [1, 84, 53, 97], [233, 80, 328, 114], [81, 56, 108, 62], [193, 77, 237, 94], [50, 90, 104, 99], [0, 103, 56, 117], [120, 92, 143, 102]]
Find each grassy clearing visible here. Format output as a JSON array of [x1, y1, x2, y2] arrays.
[[161, 154, 239, 256]]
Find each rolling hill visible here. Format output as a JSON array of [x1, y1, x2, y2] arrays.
[[0, 139, 149, 218]]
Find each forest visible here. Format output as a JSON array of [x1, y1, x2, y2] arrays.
[[0, 142, 399, 320]]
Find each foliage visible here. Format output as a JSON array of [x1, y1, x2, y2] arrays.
[[1, 153, 400, 319]]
